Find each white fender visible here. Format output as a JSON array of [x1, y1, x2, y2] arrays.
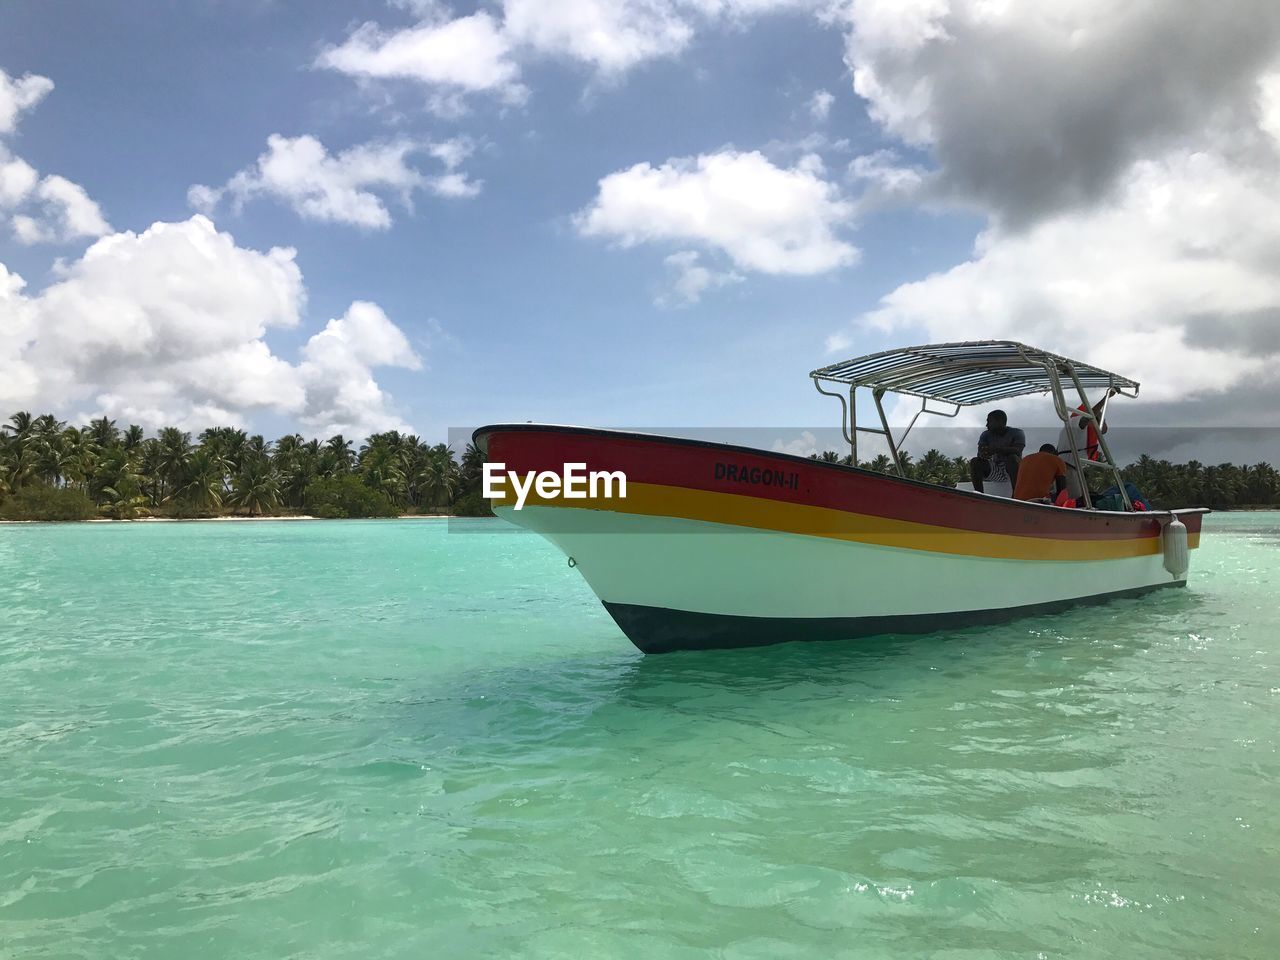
[[1162, 517, 1189, 578]]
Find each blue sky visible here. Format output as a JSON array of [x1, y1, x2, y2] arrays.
[[3, 1, 1279, 461]]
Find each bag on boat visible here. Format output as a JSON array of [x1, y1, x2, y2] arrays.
[[1095, 492, 1126, 511], [1098, 481, 1152, 511]]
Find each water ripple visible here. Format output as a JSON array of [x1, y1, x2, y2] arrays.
[[1, 517, 1277, 958]]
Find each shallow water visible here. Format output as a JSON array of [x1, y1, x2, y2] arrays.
[[1, 514, 1277, 958]]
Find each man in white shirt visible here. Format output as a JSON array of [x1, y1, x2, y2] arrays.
[[1058, 389, 1118, 499]]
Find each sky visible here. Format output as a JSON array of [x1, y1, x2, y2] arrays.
[[2, 0, 1279, 463]]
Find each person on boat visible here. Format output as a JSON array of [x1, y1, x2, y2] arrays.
[[969, 409, 1025, 493], [1013, 443, 1068, 501], [1058, 388, 1118, 499]]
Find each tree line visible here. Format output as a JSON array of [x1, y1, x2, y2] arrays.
[[809, 449, 1280, 509], [0, 412, 492, 521], [2, 411, 1276, 521]]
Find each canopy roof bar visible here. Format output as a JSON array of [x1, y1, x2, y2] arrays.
[[809, 340, 1139, 508], [811, 340, 1139, 405]]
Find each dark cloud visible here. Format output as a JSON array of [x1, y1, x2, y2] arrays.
[[847, 0, 1280, 227], [1184, 308, 1280, 356]]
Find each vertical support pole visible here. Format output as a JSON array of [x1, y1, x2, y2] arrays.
[[812, 378, 854, 463], [873, 389, 904, 476], [849, 386, 858, 464], [1048, 365, 1093, 509], [1063, 364, 1131, 510]]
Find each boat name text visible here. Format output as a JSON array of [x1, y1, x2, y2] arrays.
[[714, 462, 800, 490], [483, 462, 627, 510]]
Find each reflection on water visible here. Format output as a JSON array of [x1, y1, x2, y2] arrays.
[[1208, 513, 1280, 545]]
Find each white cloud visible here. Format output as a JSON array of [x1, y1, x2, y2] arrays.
[[0, 69, 110, 246], [658, 250, 743, 305], [848, 148, 926, 197], [837, 152, 1280, 408], [188, 134, 479, 228], [427, 137, 472, 169], [0, 263, 39, 408], [577, 149, 857, 275], [297, 301, 422, 437], [10, 175, 111, 244], [0, 153, 38, 206], [808, 88, 834, 122], [824, 329, 853, 355], [427, 171, 481, 199], [1260, 71, 1280, 143], [502, 0, 693, 74], [388, 0, 450, 17], [0, 68, 53, 135], [771, 429, 820, 457], [424, 136, 482, 197], [316, 13, 527, 109], [763, 132, 851, 159], [0, 216, 419, 436], [320, 0, 835, 109]]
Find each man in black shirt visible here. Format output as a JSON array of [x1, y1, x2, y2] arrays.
[[969, 409, 1026, 494]]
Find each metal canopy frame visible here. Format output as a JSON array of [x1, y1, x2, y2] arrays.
[[810, 340, 1139, 510]]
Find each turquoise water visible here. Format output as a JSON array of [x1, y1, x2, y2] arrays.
[[1, 515, 1277, 959]]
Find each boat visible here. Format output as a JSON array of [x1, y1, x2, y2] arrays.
[[474, 341, 1206, 654]]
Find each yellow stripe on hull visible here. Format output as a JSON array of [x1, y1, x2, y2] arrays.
[[491, 482, 1199, 562]]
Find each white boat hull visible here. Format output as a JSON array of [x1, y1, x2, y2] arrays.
[[477, 425, 1205, 653], [500, 505, 1187, 652]]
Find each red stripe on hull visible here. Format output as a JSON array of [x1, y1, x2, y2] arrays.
[[478, 425, 1204, 542]]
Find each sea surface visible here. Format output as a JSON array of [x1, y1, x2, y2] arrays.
[[0, 514, 1277, 959]]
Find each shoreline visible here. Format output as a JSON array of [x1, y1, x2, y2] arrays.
[[4, 507, 1273, 526]]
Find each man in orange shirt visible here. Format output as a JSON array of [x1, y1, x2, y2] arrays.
[[1013, 444, 1069, 502]]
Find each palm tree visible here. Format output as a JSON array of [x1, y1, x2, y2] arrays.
[[360, 442, 406, 504], [87, 417, 119, 449], [4, 411, 34, 440], [229, 458, 281, 516], [0, 433, 12, 500], [179, 449, 225, 512], [915, 448, 955, 486], [275, 433, 303, 458], [33, 414, 65, 439], [401, 435, 429, 507], [92, 446, 135, 503], [272, 434, 313, 509], [326, 435, 355, 473], [457, 441, 486, 500], [101, 471, 148, 519], [1243, 463, 1277, 505], [122, 424, 145, 452], [157, 427, 193, 499], [35, 434, 72, 487], [61, 428, 98, 492], [139, 440, 167, 506], [419, 451, 458, 511], [895, 450, 915, 479]]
